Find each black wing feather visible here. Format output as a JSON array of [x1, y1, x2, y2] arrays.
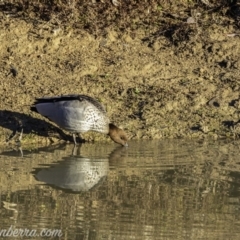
[[31, 94, 106, 113]]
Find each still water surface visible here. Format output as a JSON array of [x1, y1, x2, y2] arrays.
[[0, 139, 240, 239]]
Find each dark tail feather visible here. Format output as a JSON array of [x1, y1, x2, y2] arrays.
[[30, 106, 38, 113]]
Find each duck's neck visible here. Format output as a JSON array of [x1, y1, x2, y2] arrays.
[[108, 123, 118, 134]]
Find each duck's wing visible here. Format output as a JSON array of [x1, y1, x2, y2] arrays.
[[32, 95, 106, 114], [77, 95, 107, 114], [30, 95, 109, 133]]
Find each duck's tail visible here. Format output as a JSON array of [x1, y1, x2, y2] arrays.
[[30, 105, 38, 113]]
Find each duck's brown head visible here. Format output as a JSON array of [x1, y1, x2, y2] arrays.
[[108, 123, 128, 147]]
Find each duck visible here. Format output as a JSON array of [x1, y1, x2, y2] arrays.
[[30, 94, 128, 146]]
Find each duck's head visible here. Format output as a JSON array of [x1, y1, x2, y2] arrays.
[[108, 123, 128, 147]]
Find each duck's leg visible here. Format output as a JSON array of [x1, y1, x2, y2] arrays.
[[18, 146, 23, 157], [73, 133, 78, 145], [72, 144, 81, 156], [78, 133, 85, 143], [16, 128, 23, 157], [18, 128, 23, 142]]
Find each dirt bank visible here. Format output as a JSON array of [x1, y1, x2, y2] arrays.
[[0, 1, 239, 146]]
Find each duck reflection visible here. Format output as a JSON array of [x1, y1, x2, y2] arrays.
[[34, 144, 127, 192]]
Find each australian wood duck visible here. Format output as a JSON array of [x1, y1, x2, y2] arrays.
[[30, 95, 128, 146]]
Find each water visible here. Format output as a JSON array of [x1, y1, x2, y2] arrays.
[[0, 139, 240, 239]]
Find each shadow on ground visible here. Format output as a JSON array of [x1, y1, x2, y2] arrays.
[[0, 110, 67, 141]]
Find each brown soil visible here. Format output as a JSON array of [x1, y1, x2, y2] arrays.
[[0, 0, 240, 146]]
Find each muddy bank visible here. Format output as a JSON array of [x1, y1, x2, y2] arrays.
[[0, 1, 240, 146]]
